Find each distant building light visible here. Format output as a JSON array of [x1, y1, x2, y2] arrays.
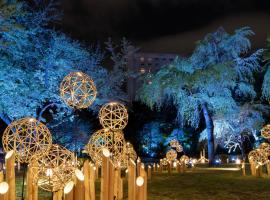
[[140, 57, 145, 62], [140, 68, 146, 74]]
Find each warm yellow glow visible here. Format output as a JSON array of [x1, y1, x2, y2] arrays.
[[46, 168, 53, 177], [136, 176, 144, 187], [173, 161, 177, 168], [0, 182, 9, 194], [166, 149, 177, 162], [75, 169, 85, 181], [64, 181, 74, 194], [102, 148, 110, 158], [5, 150, 14, 160]]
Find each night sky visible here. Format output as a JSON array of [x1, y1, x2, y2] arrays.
[[60, 0, 270, 54]]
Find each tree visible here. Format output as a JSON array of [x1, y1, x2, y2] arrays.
[[0, 0, 128, 127], [262, 37, 270, 101], [138, 27, 262, 165]]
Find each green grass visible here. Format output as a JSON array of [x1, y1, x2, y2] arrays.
[[15, 167, 270, 200]]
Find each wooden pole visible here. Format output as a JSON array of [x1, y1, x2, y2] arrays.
[[83, 160, 90, 200], [53, 190, 62, 200], [266, 163, 270, 175], [256, 165, 263, 178], [139, 166, 147, 200], [74, 169, 85, 200], [167, 162, 171, 175], [0, 182, 9, 200], [26, 166, 33, 200], [101, 148, 110, 200], [241, 162, 246, 176], [5, 150, 15, 200], [108, 161, 115, 200], [64, 181, 74, 200], [117, 174, 123, 200], [128, 159, 136, 200], [95, 163, 99, 180], [135, 176, 144, 200], [89, 164, 95, 200], [0, 172, 3, 182], [147, 166, 151, 180], [136, 158, 141, 176]]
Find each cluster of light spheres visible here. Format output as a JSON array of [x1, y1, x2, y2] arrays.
[[60, 72, 97, 109], [166, 149, 177, 162], [86, 129, 125, 166], [248, 149, 268, 166], [99, 102, 128, 131], [160, 158, 168, 166], [2, 117, 52, 163], [261, 124, 270, 139], [30, 144, 76, 192]]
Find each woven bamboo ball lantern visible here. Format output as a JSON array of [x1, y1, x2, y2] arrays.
[[160, 158, 168, 166], [60, 72, 97, 109], [180, 155, 189, 164], [31, 144, 76, 192], [86, 129, 125, 166], [261, 124, 270, 139], [117, 142, 138, 169], [248, 149, 268, 166], [99, 102, 128, 130], [2, 117, 52, 163], [126, 142, 137, 161], [259, 142, 270, 157], [166, 149, 177, 162], [170, 139, 179, 148], [176, 145, 183, 153]]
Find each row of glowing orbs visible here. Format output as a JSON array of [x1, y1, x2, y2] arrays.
[[247, 124, 270, 167], [1, 72, 96, 192], [2, 117, 76, 192], [60, 72, 135, 168]]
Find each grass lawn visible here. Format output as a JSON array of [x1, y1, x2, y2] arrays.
[[15, 166, 270, 200]]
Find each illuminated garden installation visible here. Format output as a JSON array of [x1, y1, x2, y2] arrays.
[[1, 0, 270, 199]]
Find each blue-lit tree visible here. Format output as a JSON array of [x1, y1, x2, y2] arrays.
[[0, 0, 127, 127], [138, 27, 263, 165], [262, 37, 270, 101]]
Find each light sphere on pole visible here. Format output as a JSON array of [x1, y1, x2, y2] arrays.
[[86, 129, 126, 166], [60, 71, 97, 109], [30, 144, 77, 192], [2, 117, 52, 163], [166, 149, 177, 162], [261, 124, 270, 139], [248, 149, 268, 166], [99, 102, 128, 131]]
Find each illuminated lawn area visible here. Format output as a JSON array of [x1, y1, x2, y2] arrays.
[[149, 170, 270, 200], [15, 167, 270, 200]]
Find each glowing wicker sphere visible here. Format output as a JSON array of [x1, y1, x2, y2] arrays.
[[170, 139, 179, 148], [180, 155, 189, 164], [248, 149, 268, 166], [166, 149, 177, 162], [60, 72, 97, 109], [259, 143, 270, 157], [126, 142, 137, 161], [261, 124, 270, 139], [160, 158, 168, 166], [99, 102, 128, 130], [30, 144, 76, 192], [117, 143, 138, 169], [2, 117, 52, 163], [86, 129, 126, 166]]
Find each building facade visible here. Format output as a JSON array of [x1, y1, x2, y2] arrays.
[[127, 52, 179, 102]]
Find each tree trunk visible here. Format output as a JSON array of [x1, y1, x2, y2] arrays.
[[202, 103, 215, 166]]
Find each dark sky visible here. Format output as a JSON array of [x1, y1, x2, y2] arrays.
[[59, 0, 270, 54]]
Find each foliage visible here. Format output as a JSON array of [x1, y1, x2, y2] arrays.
[[262, 37, 270, 101], [200, 104, 265, 153], [138, 27, 263, 148], [0, 0, 128, 127]]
